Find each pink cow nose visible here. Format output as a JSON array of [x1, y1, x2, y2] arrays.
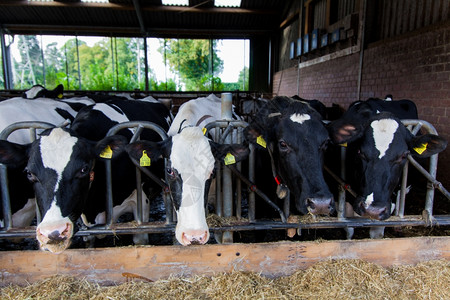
[[181, 230, 209, 245], [37, 222, 72, 244]]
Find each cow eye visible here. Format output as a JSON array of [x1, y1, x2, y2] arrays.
[[25, 169, 38, 183], [167, 168, 175, 178], [279, 140, 288, 150], [80, 165, 90, 175]]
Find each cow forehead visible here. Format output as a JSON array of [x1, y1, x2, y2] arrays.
[[290, 113, 311, 124], [370, 119, 399, 159], [170, 127, 215, 177], [40, 128, 78, 174]]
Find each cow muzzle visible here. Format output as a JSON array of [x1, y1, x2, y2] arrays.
[[357, 202, 390, 220], [180, 230, 209, 246], [36, 221, 73, 254], [306, 197, 335, 215]]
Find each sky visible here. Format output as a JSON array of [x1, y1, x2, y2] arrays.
[[7, 35, 249, 84]]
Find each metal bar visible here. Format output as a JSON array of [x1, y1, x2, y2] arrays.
[[248, 144, 256, 222], [398, 161, 409, 217], [226, 165, 286, 223], [221, 93, 233, 243], [3, 215, 450, 239], [0, 164, 12, 230]]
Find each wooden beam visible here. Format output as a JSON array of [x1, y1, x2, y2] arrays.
[[1, 236, 448, 286]]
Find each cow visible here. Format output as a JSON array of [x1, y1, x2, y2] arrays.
[[0, 96, 95, 232], [327, 101, 447, 238], [0, 99, 171, 253], [22, 84, 64, 99], [126, 94, 249, 246], [244, 96, 335, 217]]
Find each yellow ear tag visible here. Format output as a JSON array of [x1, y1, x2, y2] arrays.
[[256, 135, 267, 148], [339, 142, 348, 147], [58, 94, 63, 99], [140, 150, 151, 166], [413, 143, 428, 155], [99, 145, 113, 159], [224, 153, 236, 165], [202, 127, 207, 135]]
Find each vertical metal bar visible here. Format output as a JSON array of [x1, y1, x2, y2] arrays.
[[0, 164, 12, 230], [398, 161, 409, 217], [105, 160, 113, 227], [236, 127, 242, 219], [221, 93, 233, 243], [338, 146, 347, 219], [283, 189, 290, 219], [424, 154, 438, 223], [144, 37, 149, 92], [215, 126, 222, 217], [75, 36, 82, 89], [248, 144, 256, 222], [0, 28, 12, 89]]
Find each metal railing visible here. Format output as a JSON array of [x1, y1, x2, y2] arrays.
[[1, 118, 449, 242]]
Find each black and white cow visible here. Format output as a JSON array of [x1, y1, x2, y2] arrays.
[[22, 84, 64, 99], [0, 99, 171, 253], [126, 94, 249, 246], [245, 96, 335, 216], [0, 96, 94, 231], [328, 108, 447, 223]]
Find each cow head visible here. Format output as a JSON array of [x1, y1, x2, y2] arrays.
[[0, 128, 127, 253], [245, 96, 335, 216], [328, 112, 447, 220], [126, 126, 248, 246]]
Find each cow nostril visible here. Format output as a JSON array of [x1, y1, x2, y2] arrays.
[[306, 198, 315, 209]]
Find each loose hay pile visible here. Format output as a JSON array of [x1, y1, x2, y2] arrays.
[[1, 259, 448, 300]]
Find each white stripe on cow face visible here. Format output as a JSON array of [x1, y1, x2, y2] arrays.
[[40, 128, 78, 193], [364, 193, 374, 209], [170, 127, 214, 244], [370, 119, 398, 159], [290, 113, 311, 124]]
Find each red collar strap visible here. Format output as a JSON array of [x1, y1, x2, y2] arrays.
[[274, 175, 282, 185]]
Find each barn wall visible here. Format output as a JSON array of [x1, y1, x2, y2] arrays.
[[273, 20, 450, 188]]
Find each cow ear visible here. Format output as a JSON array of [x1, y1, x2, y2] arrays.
[[409, 134, 447, 158], [95, 135, 128, 159], [0, 140, 30, 168], [327, 121, 364, 144], [209, 141, 249, 165], [126, 138, 172, 164]]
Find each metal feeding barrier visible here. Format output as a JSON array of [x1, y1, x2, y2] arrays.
[[1, 104, 450, 243]]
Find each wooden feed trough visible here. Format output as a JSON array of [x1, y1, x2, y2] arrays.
[[0, 236, 449, 286]]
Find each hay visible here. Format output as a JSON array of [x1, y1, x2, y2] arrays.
[[1, 259, 449, 300]]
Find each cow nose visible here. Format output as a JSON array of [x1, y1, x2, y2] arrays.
[[181, 230, 209, 246], [306, 197, 335, 215], [359, 203, 389, 220], [37, 222, 72, 244]]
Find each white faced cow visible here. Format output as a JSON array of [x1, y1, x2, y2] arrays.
[[126, 94, 247, 246], [0, 99, 171, 253], [0, 95, 94, 231], [244, 96, 335, 216]]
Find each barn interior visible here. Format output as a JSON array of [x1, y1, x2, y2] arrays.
[[0, 0, 449, 292], [0, 0, 449, 248]]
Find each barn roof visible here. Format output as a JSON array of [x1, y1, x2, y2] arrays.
[[0, 0, 292, 38]]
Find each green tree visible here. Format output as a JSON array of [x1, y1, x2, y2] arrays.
[[237, 66, 249, 90], [14, 35, 44, 88], [161, 39, 223, 91]]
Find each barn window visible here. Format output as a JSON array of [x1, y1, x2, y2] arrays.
[[3, 34, 249, 92]]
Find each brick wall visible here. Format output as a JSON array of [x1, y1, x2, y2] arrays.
[[273, 21, 450, 188]]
